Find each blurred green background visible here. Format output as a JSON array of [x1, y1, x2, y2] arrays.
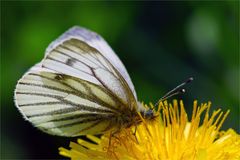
[[1, 1, 239, 159]]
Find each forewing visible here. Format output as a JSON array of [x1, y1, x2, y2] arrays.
[[45, 26, 137, 99], [42, 38, 136, 107], [15, 63, 119, 136]]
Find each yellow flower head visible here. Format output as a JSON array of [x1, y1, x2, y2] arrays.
[[59, 100, 240, 160]]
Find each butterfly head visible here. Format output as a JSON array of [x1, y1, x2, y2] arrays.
[[142, 109, 155, 120], [137, 102, 156, 120]]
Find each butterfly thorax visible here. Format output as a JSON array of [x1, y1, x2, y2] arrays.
[[111, 102, 156, 133]]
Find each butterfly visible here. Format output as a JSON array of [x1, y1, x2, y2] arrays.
[[14, 26, 192, 137], [14, 26, 158, 137]]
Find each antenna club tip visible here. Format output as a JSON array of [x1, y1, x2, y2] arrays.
[[186, 77, 194, 83], [181, 89, 186, 93]]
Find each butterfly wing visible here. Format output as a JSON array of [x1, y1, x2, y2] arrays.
[[42, 38, 136, 106], [46, 26, 137, 100], [15, 63, 122, 136], [14, 27, 137, 137]]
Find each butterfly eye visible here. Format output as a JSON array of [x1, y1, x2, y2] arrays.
[[143, 109, 154, 119]]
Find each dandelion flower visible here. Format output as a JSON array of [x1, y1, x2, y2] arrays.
[[59, 100, 240, 160]]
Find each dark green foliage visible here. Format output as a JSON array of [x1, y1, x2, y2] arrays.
[[1, 1, 239, 159]]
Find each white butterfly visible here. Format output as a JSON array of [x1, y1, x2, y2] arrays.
[[14, 26, 155, 137]]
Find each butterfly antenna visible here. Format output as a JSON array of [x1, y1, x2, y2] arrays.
[[154, 77, 193, 107]]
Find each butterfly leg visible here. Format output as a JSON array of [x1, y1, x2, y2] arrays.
[[133, 124, 139, 144], [108, 131, 113, 151], [107, 129, 122, 153]]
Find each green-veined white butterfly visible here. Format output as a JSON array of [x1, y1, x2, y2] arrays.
[[14, 26, 156, 137], [14, 26, 192, 137]]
